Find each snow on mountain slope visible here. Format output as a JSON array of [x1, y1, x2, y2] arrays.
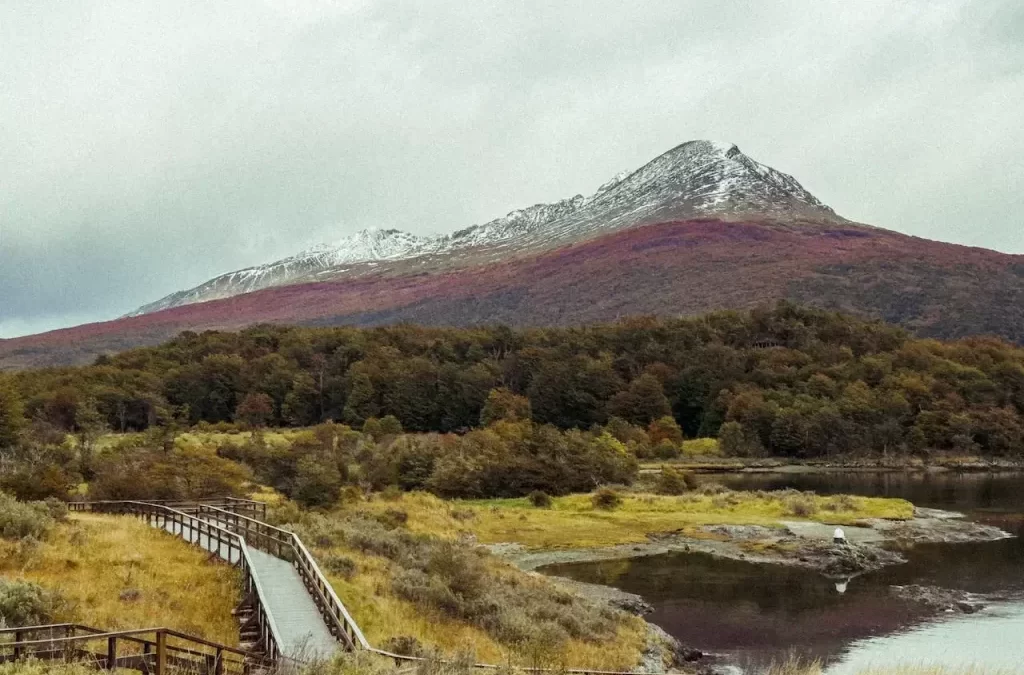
[[131, 140, 841, 316]]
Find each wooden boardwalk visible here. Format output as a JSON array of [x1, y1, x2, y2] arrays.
[[162, 517, 338, 661], [245, 548, 338, 659]]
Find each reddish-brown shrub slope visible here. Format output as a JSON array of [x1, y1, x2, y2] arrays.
[[3, 219, 1023, 368]]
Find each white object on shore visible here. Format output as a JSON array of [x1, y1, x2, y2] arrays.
[[834, 527, 846, 544]]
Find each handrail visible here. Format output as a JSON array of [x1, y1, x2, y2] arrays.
[[0, 623, 255, 675], [196, 504, 369, 650], [68, 501, 287, 664]]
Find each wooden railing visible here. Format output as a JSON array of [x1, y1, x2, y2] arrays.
[[196, 505, 369, 652], [69, 497, 266, 521], [69, 501, 286, 664], [0, 624, 256, 675]]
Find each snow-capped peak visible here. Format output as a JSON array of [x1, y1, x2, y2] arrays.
[[291, 228, 431, 266], [129, 140, 839, 316]]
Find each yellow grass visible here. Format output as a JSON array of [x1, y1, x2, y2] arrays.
[[313, 540, 649, 670], [681, 438, 721, 456], [0, 514, 240, 644], [0, 664, 135, 675], [348, 490, 913, 550]]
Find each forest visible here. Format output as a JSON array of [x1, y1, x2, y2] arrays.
[[2, 303, 1024, 485]]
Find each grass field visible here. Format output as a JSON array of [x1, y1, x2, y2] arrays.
[[346, 490, 913, 550], [317, 543, 650, 669], [0, 513, 240, 644]]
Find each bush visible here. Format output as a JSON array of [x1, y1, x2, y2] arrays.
[[821, 494, 857, 513], [786, 496, 818, 518], [42, 497, 69, 522], [375, 508, 409, 530], [698, 482, 728, 496], [653, 439, 680, 460], [591, 488, 622, 510], [322, 554, 358, 580], [380, 635, 424, 658], [0, 492, 55, 540], [528, 491, 552, 508], [0, 579, 65, 625], [681, 438, 720, 456], [655, 467, 698, 495]]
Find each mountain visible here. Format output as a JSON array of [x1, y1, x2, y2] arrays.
[[3, 140, 1023, 370], [129, 141, 841, 315]]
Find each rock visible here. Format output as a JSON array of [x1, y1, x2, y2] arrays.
[[676, 646, 705, 662], [891, 584, 987, 613], [612, 595, 655, 616]]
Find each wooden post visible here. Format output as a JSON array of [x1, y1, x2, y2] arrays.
[[215, 647, 225, 675], [13, 630, 23, 659], [155, 631, 166, 675], [107, 636, 118, 671]]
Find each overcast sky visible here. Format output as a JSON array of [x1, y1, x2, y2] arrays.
[[2, 0, 1023, 338]]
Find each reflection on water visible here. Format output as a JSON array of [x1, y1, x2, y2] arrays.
[[827, 602, 1024, 674], [542, 471, 1024, 672]]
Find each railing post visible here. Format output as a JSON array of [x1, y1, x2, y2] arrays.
[[13, 630, 23, 660], [215, 647, 225, 675], [155, 631, 166, 675], [107, 636, 118, 671]]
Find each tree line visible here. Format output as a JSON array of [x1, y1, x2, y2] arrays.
[[3, 302, 1024, 462]]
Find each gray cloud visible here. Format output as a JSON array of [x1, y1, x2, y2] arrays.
[[2, 0, 1022, 337]]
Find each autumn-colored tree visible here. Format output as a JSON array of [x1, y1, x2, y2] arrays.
[[480, 388, 532, 426], [235, 392, 275, 428], [648, 416, 683, 445], [606, 374, 672, 426]]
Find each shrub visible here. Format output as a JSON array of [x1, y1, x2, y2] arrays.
[[267, 500, 302, 527], [528, 491, 552, 508], [591, 488, 622, 510], [375, 508, 409, 530], [786, 496, 818, 518], [42, 498, 69, 522], [681, 438, 720, 456], [380, 635, 424, 658], [380, 486, 403, 502], [655, 467, 697, 495], [292, 455, 344, 508], [698, 482, 728, 496], [0, 579, 65, 625], [653, 439, 680, 460], [322, 554, 358, 580], [0, 492, 55, 541], [823, 494, 856, 512]]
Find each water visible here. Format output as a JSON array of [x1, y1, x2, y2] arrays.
[[543, 471, 1024, 673]]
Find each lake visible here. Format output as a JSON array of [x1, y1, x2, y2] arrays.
[[542, 471, 1024, 674]]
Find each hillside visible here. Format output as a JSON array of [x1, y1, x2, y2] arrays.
[[2, 217, 1024, 369], [3, 140, 1024, 370]]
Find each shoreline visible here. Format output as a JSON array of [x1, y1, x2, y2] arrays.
[[493, 508, 1013, 672], [643, 457, 1024, 475], [501, 507, 1011, 576]]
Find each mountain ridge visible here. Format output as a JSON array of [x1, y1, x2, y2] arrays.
[[129, 140, 842, 316], [6, 139, 1024, 371]]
